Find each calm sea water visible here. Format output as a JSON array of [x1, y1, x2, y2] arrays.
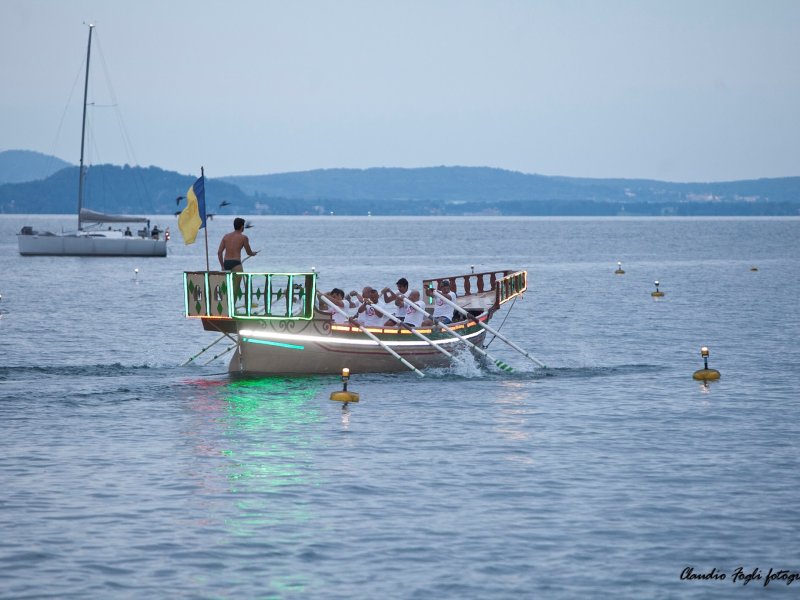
[[1, 215, 799, 599]]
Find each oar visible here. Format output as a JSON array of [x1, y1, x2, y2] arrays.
[[181, 333, 226, 366], [202, 343, 236, 365], [318, 294, 425, 377], [427, 310, 514, 373], [432, 290, 546, 368], [368, 302, 453, 359], [398, 297, 512, 371]]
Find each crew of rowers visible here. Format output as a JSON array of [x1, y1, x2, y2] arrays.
[[321, 277, 458, 328]]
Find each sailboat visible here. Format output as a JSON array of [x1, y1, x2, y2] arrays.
[[17, 24, 167, 257]]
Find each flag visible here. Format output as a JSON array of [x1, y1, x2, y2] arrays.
[[178, 174, 206, 245]]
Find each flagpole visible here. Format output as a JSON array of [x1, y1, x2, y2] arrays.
[[201, 166, 209, 272]]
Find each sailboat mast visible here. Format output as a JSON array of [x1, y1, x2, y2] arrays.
[[77, 24, 94, 231]]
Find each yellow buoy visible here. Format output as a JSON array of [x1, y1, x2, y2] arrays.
[[651, 280, 664, 297], [330, 367, 359, 402], [692, 346, 721, 380], [615, 261, 625, 275]]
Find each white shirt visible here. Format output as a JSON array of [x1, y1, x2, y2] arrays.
[[358, 303, 386, 327], [403, 299, 426, 328], [392, 289, 408, 318], [328, 305, 350, 324], [432, 290, 457, 320]]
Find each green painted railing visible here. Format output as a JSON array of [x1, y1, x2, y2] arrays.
[[184, 271, 317, 320]]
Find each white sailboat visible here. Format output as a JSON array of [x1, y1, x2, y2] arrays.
[[17, 24, 167, 257]]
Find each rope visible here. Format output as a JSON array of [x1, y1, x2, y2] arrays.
[[484, 296, 516, 349]]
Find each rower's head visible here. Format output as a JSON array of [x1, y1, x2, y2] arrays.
[[440, 280, 451, 292], [234, 217, 245, 231], [408, 289, 421, 302], [331, 288, 344, 300], [396, 277, 409, 293]]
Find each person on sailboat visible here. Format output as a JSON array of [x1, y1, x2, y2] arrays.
[[218, 218, 257, 272]]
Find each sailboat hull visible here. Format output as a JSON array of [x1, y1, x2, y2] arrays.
[[18, 233, 167, 257]]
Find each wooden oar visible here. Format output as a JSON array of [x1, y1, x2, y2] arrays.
[[202, 343, 236, 365], [428, 311, 514, 373], [181, 333, 226, 366], [368, 302, 453, 359], [432, 290, 546, 368], [318, 294, 425, 377]]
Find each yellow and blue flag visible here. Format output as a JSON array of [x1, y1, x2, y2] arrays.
[[178, 174, 206, 245]]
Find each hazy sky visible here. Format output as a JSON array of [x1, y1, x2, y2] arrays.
[[2, 0, 799, 182]]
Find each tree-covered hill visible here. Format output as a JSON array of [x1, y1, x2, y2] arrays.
[[0, 150, 72, 184], [1, 151, 798, 216], [0, 164, 252, 215]]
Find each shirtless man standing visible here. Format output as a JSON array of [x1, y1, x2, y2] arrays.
[[217, 218, 257, 271]]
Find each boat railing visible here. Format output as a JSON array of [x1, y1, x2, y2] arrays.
[[422, 269, 527, 309], [184, 271, 317, 320]]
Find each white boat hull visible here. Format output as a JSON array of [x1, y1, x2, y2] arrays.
[[228, 324, 486, 375], [18, 233, 167, 257], [185, 269, 529, 376]]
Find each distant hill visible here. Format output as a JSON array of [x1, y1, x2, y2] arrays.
[[0, 150, 72, 184], [0, 164, 252, 215], [1, 151, 799, 216], [223, 166, 800, 205], [221, 167, 800, 215]]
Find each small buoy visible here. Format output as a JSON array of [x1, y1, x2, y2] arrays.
[[330, 367, 359, 403], [750, 266, 758, 272], [651, 280, 664, 297], [134, 268, 139, 282], [614, 261, 625, 275], [693, 346, 721, 380]]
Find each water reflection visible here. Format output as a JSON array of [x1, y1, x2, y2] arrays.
[[493, 380, 537, 465], [185, 376, 325, 537]]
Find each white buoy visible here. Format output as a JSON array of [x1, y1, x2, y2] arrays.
[[615, 261, 625, 274], [134, 268, 139, 282]]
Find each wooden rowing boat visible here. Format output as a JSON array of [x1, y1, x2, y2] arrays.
[[183, 269, 528, 375]]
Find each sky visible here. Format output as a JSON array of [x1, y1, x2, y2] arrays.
[[1, 0, 799, 182]]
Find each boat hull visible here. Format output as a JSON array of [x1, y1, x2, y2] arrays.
[[185, 269, 529, 376], [18, 234, 167, 257], [221, 318, 487, 375]]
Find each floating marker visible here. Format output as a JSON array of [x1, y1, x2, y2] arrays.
[[750, 266, 758, 272], [651, 280, 664, 297], [330, 367, 360, 403], [134, 268, 139, 282], [615, 261, 625, 275], [693, 346, 721, 381]]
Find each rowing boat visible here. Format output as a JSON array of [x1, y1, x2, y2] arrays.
[[183, 269, 528, 375]]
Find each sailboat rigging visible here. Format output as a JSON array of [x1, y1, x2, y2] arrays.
[[17, 24, 167, 257]]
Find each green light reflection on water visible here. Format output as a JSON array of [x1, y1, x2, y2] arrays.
[[214, 377, 325, 532], [210, 376, 328, 595]]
